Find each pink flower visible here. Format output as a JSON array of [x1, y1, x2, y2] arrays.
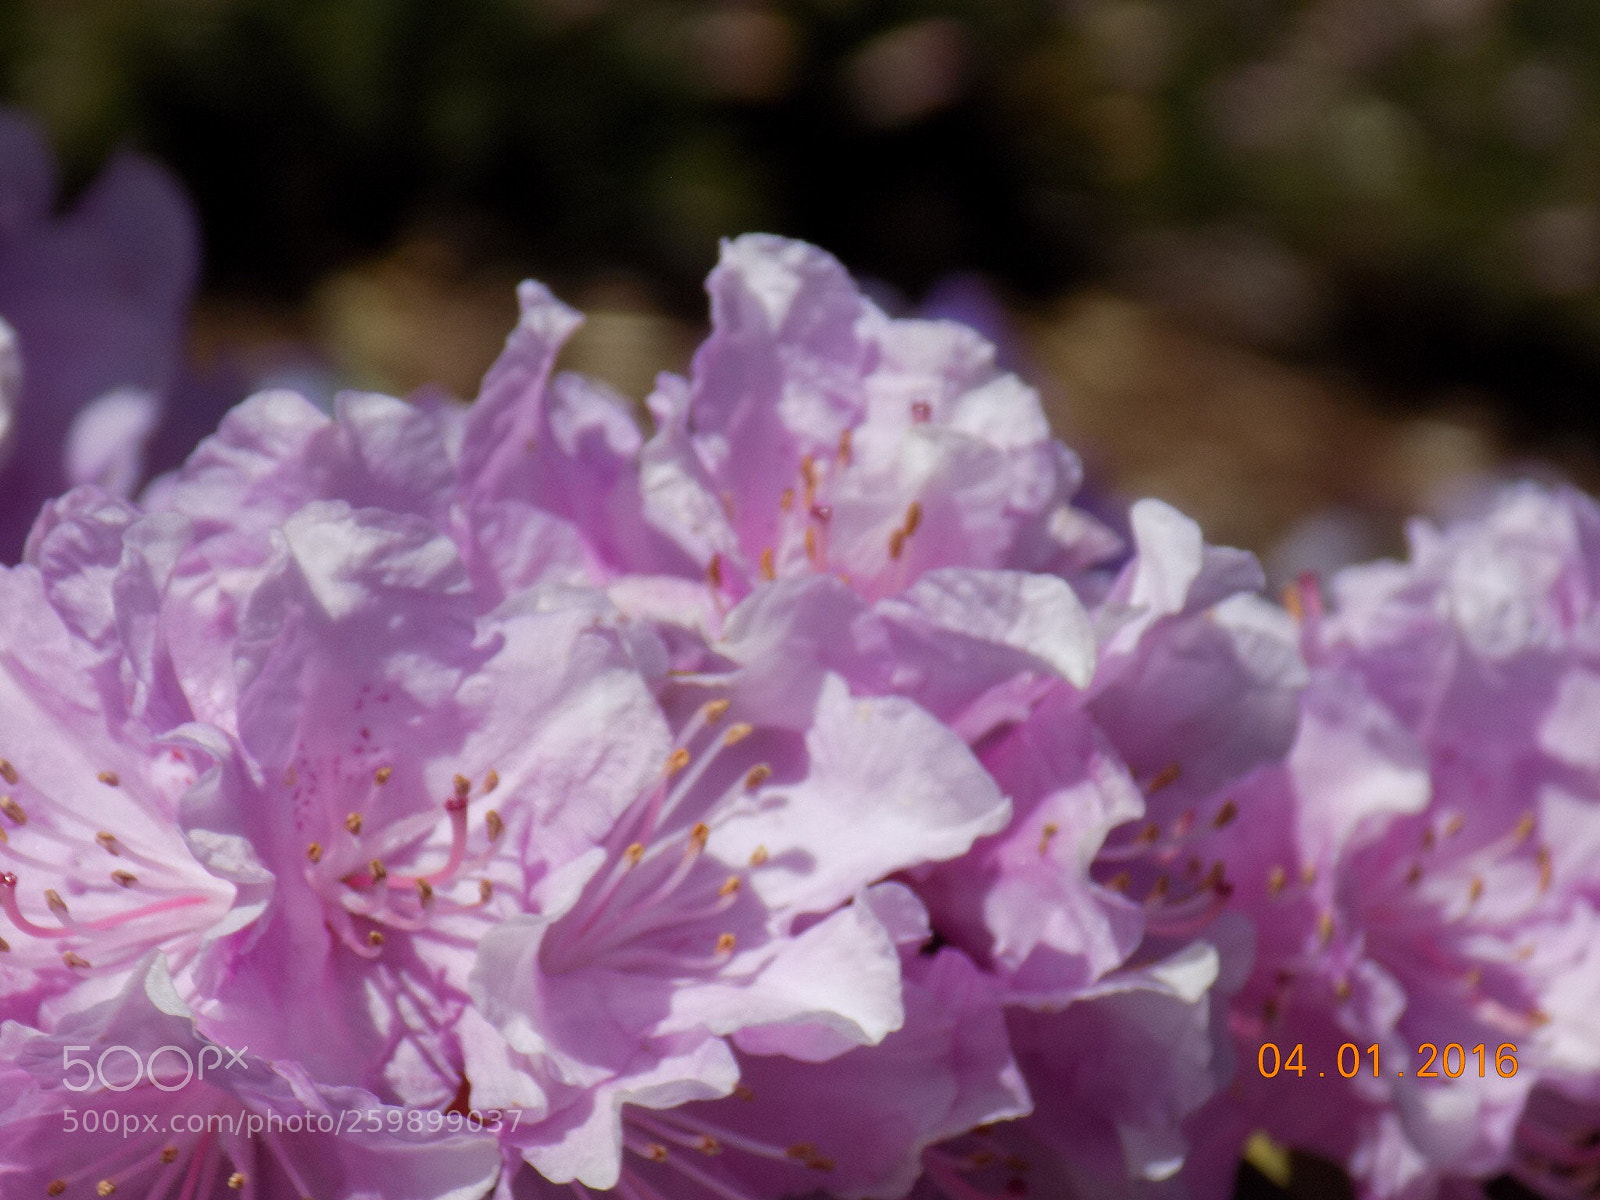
[[461, 666, 1010, 1189], [909, 933, 1247, 1200], [0, 504, 235, 1021], [636, 234, 1096, 602], [692, 497, 1300, 1199], [932, 497, 1299, 993], [127, 386, 458, 719], [898, 501, 1298, 1200], [452, 236, 1117, 624], [0, 230, 1319, 1200], [166, 500, 667, 1101], [0, 954, 500, 1200], [457, 284, 688, 600], [431, 237, 1297, 1198], [494, 884, 1029, 1200], [50, 432, 1013, 1189], [1213, 484, 1600, 1198]]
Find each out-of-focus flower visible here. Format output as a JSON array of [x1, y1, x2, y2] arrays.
[[1213, 483, 1600, 1198], [0, 109, 200, 561]]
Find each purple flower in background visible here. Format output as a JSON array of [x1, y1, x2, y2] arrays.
[[1213, 483, 1600, 1198], [0, 109, 201, 561], [917, 275, 1027, 377]]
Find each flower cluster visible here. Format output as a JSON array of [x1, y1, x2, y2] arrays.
[[1207, 484, 1600, 1199], [3, 228, 1600, 1200]]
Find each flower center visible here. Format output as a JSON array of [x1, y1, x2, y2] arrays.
[[701, 409, 932, 607], [294, 760, 506, 961], [0, 751, 226, 975], [921, 1135, 1034, 1199], [1091, 766, 1235, 939], [539, 698, 774, 979], [38, 1116, 316, 1200]]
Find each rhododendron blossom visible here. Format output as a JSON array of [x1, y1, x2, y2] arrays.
[[0, 510, 235, 1016], [634, 235, 1103, 602], [451, 235, 1117, 628], [0, 294, 1019, 1197], [448, 235, 1302, 1200], [0, 955, 500, 1200], [15, 218, 1600, 1200], [1214, 484, 1600, 1199]]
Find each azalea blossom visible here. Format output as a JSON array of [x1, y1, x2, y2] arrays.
[[1213, 484, 1600, 1198], [15, 410, 1013, 1197], [443, 236, 1304, 1199], [493, 883, 1030, 1200], [24, 218, 1600, 1200], [451, 235, 1119, 624], [634, 234, 1110, 604], [0, 954, 501, 1200], [0, 492, 235, 1020]]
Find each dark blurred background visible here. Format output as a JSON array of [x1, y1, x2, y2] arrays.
[[5, 0, 1600, 567]]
